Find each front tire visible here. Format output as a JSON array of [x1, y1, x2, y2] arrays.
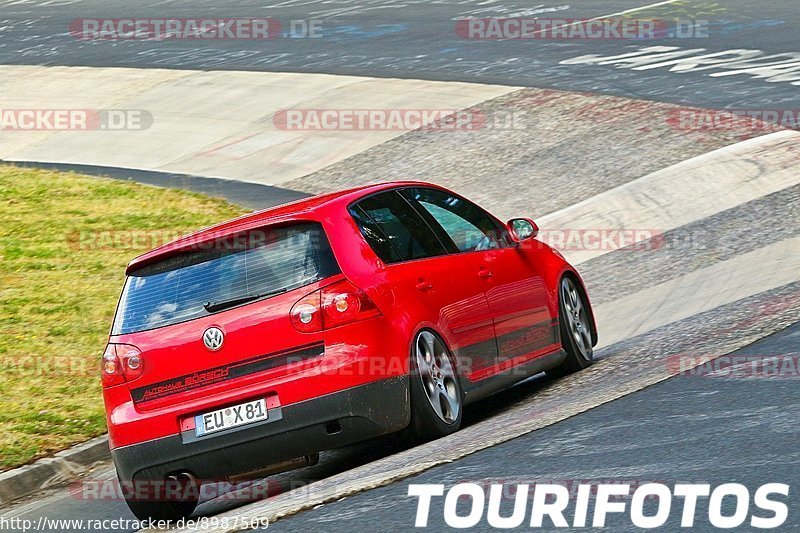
[[546, 276, 595, 378], [408, 330, 464, 441]]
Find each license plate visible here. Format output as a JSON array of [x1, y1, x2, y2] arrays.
[[195, 398, 268, 437]]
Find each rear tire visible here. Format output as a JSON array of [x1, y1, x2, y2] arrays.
[[408, 330, 464, 441], [546, 276, 595, 378]]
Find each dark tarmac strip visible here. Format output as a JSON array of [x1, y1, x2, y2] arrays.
[[1, 162, 309, 211], [0, 0, 798, 108], [270, 321, 800, 532]]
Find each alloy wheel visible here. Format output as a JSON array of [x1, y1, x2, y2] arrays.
[[561, 277, 593, 361], [415, 331, 461, 424]]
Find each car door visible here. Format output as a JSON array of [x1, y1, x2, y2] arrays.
[[477, 244, 557, 370], [349, 190, 498, 377], [403, 187, 555, 377]]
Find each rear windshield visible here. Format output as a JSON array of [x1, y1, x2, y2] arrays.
[[112, 222, 339, 335]]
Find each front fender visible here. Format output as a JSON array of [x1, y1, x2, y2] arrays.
[[527, 244, 598, 347]]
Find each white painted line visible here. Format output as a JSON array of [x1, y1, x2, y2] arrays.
[[539, 130, 800, 265], [0, 65, 520, 186], [595, 235, 800, 348], [524, 0, 682, 36], [599, 0, 682, 16]]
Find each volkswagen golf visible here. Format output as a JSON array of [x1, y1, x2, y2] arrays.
[[102, 181, 597, 519]]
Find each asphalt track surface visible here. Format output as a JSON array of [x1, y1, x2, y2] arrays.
[[0, 0, 798, 109], [271, 321, 800, 532]]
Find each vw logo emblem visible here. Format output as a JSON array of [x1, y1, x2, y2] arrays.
[[203, 327, 224, 351]]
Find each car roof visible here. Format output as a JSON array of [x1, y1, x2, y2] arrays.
[[125, 180, 441, 274]]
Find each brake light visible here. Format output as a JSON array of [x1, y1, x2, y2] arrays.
[[101, 343, 143, 388], [322, 280, 380, 329], [290, 280, 380, 332]]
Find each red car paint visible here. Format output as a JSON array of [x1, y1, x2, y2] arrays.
[[103, 181, 594, 452]]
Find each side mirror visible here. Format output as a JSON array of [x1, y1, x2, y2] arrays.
[[507, 218, 538, 242]]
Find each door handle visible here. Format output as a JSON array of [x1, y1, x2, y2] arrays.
[[478, 268, 493, 279], [416, 280, 433, 291]]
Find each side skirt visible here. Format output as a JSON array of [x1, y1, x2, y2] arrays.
[[460, 348, 567, 405]]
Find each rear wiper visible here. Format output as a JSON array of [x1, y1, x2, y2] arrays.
[[204, 288, 288, 313]]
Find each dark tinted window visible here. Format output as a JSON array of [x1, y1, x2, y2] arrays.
[[112, 223, 339, 334], [351, 191, 447, 263], [404, 188, 502, 252], [350, 205, 402, 263]]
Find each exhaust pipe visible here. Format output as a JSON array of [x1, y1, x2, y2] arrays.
[[166, 471, 201, 493], [174, 472, 198, 486]]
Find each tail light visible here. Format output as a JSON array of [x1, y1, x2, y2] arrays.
[[290, 291, 323, 333], [102, 343, 143, 388], [321, 280, 380, 329], [291, 280, 380, 333]]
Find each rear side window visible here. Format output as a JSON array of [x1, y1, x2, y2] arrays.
[[112, 223, 339, 334], [350, 191, 447, 264]]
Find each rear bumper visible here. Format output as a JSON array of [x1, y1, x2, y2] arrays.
[[111, 376, 409, 484]]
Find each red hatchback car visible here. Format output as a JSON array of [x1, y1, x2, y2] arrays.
[[103, 181, 597, 519]]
